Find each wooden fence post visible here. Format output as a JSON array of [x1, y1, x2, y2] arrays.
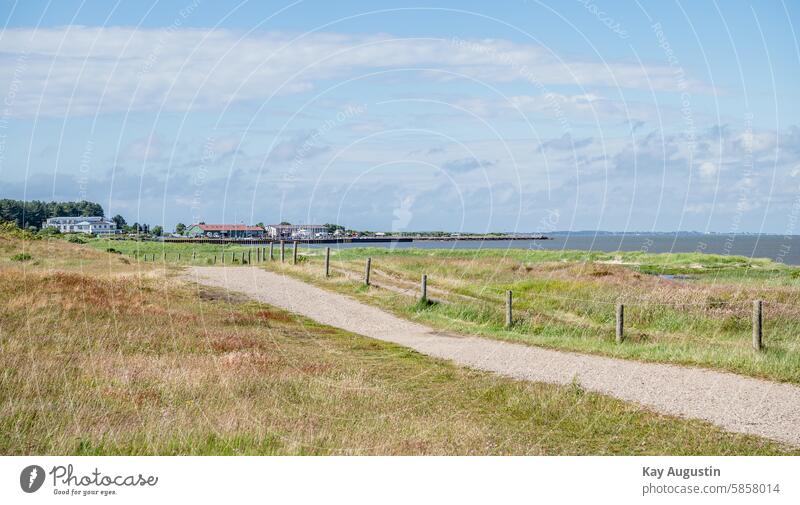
[[505, 290, 513, 328], [753, 300, 763, 351], [248, 250, 251, 264], [178, 253, 181, 261], [280, 241, 285, 263], [192, 251, 196, 261], [269, 243, 274, 261], [257, 248, 261, 263], [325, 247, 330, 277], [421, 274, 427, 302], [293, 241, 298, 265], [213, 255, 216, 264], [365, 257, 371, 286], [616, 304, 624, 344]]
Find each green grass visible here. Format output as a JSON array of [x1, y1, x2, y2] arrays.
[[85, 237, 271, 266], [261, 246, 800, 383], [1, 231, 796, 454]]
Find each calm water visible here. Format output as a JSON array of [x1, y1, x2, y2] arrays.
[[308, 235, 800, 265]]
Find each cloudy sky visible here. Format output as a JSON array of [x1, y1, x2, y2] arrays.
[[1, 0, 798, 233]]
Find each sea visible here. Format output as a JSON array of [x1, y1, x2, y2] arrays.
[[307, 234, 800, 266]]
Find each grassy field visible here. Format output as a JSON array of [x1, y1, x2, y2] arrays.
[[229, 244, 800, 384], [0, 233, 795, 454]]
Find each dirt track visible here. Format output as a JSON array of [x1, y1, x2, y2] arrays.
[[187, 266, 800, 447]]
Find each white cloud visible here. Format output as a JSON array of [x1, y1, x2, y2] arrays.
[[455, 93, 663, 126], [0, 27, 705, 117], [736, 131, 777, 154], [697, 161, 718, 179]]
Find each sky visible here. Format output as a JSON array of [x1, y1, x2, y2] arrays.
[[1, 0, 799, 233]]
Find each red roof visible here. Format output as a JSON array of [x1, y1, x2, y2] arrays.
[[192, 224, 264, 231]]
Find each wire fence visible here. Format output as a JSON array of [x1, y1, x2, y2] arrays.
[[128, 244, 799, 352], [322, 254, 798, 352]]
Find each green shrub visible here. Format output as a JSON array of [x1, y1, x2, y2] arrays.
[[10, 253, 32, 262], [0, 221, 39, 241], [106, 247, 121, 254], [37, 226, 61, 237], [67, 235, 86, 244]]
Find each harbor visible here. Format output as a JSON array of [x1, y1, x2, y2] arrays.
[[160, 235, 550, 245]]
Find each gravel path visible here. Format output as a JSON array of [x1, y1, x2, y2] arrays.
[[187, 266, 800, 447]]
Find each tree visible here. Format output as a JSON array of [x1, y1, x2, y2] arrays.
[[0, 199, 105, 229], [279, 221, 291, 225], [151, 225, 162, 237], [175, 222, 186, 235], [111, 214, 126, 229], [324, 223, 345, 234]]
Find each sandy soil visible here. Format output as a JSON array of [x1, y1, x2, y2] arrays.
[[187, 266, 800, 447]]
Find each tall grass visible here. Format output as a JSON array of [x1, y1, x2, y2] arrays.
[[267, 246, 800, 383], [1, 231, 795, 454]]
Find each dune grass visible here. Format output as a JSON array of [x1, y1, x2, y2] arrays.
[[85, 237, 269, 266], [0, 233, 796, 454], [260, 245, 800, 383]]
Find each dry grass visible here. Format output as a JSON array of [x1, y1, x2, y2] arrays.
[[0, 234, 796, 455]]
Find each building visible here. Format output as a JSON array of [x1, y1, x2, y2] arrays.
[[266, 224, 328, 239], [184, 223, 265, 238], [45, 216, 117, 235]]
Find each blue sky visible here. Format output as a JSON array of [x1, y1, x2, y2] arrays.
[[1, 0, 799, 233]]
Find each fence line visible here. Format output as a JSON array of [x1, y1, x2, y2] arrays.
[[128, 249, 795, 323]]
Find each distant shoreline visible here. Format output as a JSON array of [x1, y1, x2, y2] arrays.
[[161, 235, 551, 245]]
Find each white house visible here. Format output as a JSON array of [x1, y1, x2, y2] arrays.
[[266, 224, 328, 239], [45, 216, 117, 235]]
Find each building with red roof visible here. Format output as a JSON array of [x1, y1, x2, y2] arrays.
[[185, 223, 265, 238]]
